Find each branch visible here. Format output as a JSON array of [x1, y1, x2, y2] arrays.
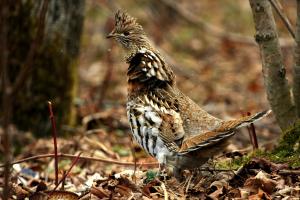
[[248, 0, 297, 130], [0, 153, 159, 168], [293, 0, 300, 117], [48, 101, 59, 186], [159, 0, 294, 47], [269, 0, 295, 39], [52, 152, 82, 192]]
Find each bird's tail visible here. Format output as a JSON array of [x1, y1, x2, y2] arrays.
[[178, 110, 271, 154], [218, 109, 272, 131]]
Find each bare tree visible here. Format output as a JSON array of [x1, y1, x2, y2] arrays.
[[248, 0, 299, 131]]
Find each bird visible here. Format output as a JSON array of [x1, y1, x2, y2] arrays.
[[106, 10, 271, 179]]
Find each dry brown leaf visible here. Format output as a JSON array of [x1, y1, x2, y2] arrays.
[[248, 188, 271, 200], [90, 186, 110, 198], [244, 171, 277, 194]]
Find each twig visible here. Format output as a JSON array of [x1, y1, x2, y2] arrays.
[[48, 101, 59, 186], [85, 128, 106, 135], [247, 112, 258, 149], [11, 0, 49, 96], [268, 0, 295, 39], [278, 169, 300, 175], [246, 125, 255, 150], [52, 152, 82, 192], [159, 0, 294, 47], [184, 174, 193, 194], [160, 182, 168, 200], [0, 153, 159, 168], [83, 137, 117, 158], [249, 123, 258, 149]]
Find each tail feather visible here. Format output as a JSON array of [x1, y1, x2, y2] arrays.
[[178, 110, 271, 155], [215, 110, 272, 132]]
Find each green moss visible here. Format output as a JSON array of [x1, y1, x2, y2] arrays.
[[265, 121, 300, 167], [215, 153, 253, 170], [144, 170, 158, 183], [215, 122, 300, 169]]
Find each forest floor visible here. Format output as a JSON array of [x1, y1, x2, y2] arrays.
[[3, 0, 300, 199]]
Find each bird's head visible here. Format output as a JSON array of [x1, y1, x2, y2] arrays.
[[107, 10, 150, 50]]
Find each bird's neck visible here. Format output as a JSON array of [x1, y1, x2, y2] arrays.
[[126, 46, 175, 95]]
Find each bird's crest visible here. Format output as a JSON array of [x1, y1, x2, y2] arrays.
[[114, 10, 144, 34]]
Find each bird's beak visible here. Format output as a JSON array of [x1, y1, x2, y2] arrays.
[[107, 30, 116, 39]]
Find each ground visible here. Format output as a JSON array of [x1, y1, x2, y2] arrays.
[[2, 0, 300, 199]]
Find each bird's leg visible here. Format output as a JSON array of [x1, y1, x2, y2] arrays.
[[157, 163, 168, 181], [173, 167, 184, 182]]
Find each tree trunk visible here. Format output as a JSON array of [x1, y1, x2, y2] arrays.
[[293, 0, 300, 118], [248, 0, 297, 131], [4, 0, 84, 136], [1, 0, 85, 136]]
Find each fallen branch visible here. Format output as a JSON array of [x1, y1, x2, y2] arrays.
[[0, 153, 159, 168], [0, 153, 244, 171], [278, 169, 300, 175]]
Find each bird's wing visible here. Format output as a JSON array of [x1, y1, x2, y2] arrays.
[[178, 110, 271, 154], [129, 90, 186, 153], [127, 48, 174, 83]]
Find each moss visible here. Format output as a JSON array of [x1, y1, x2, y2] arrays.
[[265, 121, 300, 167], [215, 153, 252, 170], [215, 122, 300, 169]]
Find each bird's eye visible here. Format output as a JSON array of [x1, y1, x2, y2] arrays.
[[123, 31, 130, 36]]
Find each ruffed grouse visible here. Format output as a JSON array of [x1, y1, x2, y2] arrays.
[[107, 11, 270, 178]]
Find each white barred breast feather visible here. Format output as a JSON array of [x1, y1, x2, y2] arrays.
[[126, 95, 184, 164]]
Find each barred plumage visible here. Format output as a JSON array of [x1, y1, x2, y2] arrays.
[[107, 10, 271, 179]]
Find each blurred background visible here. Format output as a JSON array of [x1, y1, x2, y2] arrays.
[[1, 0, 297, 159]]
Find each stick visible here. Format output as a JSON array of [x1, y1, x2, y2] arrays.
[[159, 0, 294, 47], [48, 101, 59, 186], [247, 112, 258, 149], [0, 153, 159, 168], [52, 152, 82, 192], [268, 0, 295, 39]]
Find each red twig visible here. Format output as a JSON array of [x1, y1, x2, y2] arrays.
[[52, 152, 82, 192], [247, 112, 258, 150], [0, 153, 158, 168], [48, 101, 59, 186]]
